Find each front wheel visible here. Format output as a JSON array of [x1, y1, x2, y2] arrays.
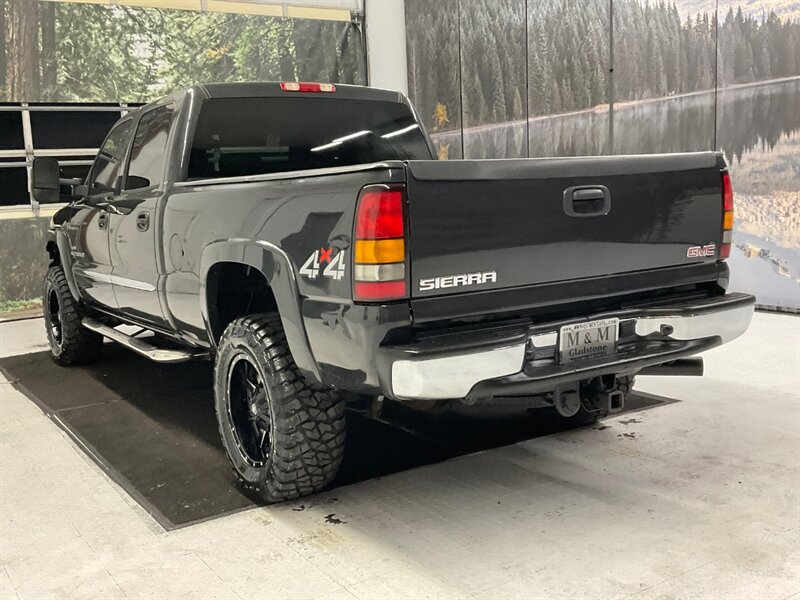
[[213, 314, 346, 503], [43, 266, 103, 366]]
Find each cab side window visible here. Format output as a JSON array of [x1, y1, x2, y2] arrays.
[[89, 120, 132, 194], [125, 105, 175, 191]]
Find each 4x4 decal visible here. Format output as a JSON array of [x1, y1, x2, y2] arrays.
[[299, 248, 346, 280]]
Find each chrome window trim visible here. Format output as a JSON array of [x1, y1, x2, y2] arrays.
[[173, 161, 403, 188]]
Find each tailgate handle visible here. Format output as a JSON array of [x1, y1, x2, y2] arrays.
[[563, 185, 611, 217]]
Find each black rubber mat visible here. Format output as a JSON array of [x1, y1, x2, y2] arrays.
[[0, 346, 670, 529]]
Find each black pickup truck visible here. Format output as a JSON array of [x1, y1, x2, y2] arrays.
[[34, 82, 755, 502]]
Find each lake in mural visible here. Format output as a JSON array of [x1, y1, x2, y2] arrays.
[[429, 78, 799, 309]]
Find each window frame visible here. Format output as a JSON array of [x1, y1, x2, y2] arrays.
[[181, 96, 433, 182], [123, 102, 176, 193], [85, 117, 134, 198]]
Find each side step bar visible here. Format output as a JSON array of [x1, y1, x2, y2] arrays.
[[82, 318, 207, 364]]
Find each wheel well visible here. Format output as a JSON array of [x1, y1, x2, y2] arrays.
[[46, 240, 60, 266], [206, 262, 278, 342]]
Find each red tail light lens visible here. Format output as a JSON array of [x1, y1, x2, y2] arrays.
[[354, 281, 407, 300], [720, 171, 734, 259], [279, 82, 336, 93], [355, 190, 404, 239], [722, 171, 734, 211], [353, 186, 408, 302]]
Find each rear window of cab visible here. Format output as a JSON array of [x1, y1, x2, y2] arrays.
[[186, 97, 432, 180]]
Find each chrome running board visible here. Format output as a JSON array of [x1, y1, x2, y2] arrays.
[[82, 318, 208, 364]]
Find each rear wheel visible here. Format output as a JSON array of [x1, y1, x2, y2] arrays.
[[213, 314, 346, 503], [43, 266, 103, 366]]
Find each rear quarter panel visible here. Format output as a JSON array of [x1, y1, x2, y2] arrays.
[[161, 165, 406, 344]]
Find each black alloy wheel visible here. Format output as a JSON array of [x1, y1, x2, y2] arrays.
[[45, 284, 63, 348], [227, 353, 272, 467]]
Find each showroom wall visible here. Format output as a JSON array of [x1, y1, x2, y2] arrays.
[[0, 0, 365, 312], [0, 0, 364, 105], [0, 0, 797, 313], [406, 0, 800, 310]]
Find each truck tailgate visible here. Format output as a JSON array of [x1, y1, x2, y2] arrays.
[[405, 152, 725, 300]]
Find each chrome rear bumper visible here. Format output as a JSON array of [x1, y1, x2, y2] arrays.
[[390, 293, 755, 400]]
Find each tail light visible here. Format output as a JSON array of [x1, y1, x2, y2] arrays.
[[279, 82, 336, 93], [353, 185, 408, 302], [721, 171, 734, 259]]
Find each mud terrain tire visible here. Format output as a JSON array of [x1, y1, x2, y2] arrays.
[[214, 314, 346, 503], [43, 266, 103, 366]]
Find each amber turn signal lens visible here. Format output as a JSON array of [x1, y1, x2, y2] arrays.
[[723, 211, 734, 230], [354, 239, 405, 264]]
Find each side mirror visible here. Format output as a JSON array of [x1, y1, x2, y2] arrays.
[[32, 157, 61, 204], [125, 175, 151, 190]]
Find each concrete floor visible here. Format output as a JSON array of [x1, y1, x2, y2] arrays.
[[1, 313, 798, 600]]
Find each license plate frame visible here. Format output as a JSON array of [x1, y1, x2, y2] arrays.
[[559, 317, 619, 364]]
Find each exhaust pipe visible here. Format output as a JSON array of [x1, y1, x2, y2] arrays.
[[639, 358, 704, 377]]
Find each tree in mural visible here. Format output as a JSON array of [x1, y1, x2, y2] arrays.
[[3, 0, 39, 101], [404, 0, 463, 156], [405, 0, 800, 129], [0, 0, 365, 103]]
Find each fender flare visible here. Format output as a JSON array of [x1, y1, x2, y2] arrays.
[[199, 238, 321, 384], [51, 229, 82, 302]]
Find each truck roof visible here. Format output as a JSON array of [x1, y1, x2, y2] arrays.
[[196, 81, 405, 103], [129, 82, 407, 116]]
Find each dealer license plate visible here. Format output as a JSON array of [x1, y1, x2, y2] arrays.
[[559, 317, 619, 364]]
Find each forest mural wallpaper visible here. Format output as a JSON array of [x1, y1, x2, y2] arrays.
[[0, 0, 365, 103], [406, 0, 799, 310], [0, 0, 365, 310], [0, 0, 797, 311]]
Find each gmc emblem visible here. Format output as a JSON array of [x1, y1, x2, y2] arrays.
[[687, 243, 716, 258]]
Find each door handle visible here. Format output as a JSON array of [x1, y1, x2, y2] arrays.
[[136, 211, 150, 232], [563, 185, 611, 217], [98, 212, 108, 230]]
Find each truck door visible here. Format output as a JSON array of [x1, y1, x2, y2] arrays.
[[65, 119, 133, 309], [107, 103, 175, 330]]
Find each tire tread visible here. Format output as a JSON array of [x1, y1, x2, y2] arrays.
[[44, 266, 103, 366], [214, 314, 345, 503]]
